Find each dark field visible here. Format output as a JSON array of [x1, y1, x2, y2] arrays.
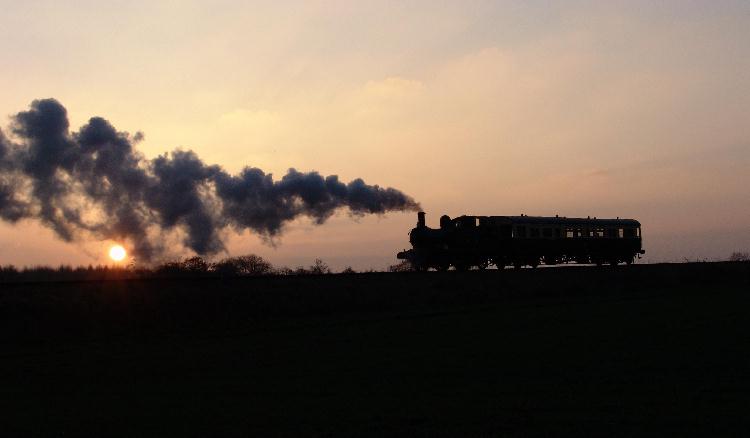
[[1, 263, 749, 437]]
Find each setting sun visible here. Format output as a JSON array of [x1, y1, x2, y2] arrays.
[[109, 245, 127, 262]]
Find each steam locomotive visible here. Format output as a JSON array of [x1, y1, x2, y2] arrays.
[[397, 212, 644, 270]]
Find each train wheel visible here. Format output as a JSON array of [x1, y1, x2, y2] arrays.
[[513, 262, 523, 270], [477, 261, 488, 270], [609, 260, 618, 267]]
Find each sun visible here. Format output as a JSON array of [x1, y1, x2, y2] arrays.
[[109, 245, 127, 262]]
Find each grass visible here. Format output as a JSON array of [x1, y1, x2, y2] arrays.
[[1, 262, 748, 436]]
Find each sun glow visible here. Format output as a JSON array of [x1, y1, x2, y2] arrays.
[[109, 245, 127, 262]]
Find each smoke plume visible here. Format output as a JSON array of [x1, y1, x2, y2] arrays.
[[0, 99, 420, 261]]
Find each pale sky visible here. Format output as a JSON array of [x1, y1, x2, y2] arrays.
[[1, 0, 749, 269]]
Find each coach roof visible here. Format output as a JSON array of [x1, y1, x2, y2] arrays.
[[460, 215, 641, 227]]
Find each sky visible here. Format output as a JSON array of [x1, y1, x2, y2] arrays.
[[1, 0, 749, 269]]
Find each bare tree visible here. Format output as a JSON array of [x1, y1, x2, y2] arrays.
[[309, 259, 331, 275], [182, 256, 210, 273], [729, 251, 749, 262], [213, 254, 274, 276]]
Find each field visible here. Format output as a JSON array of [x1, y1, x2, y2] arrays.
[[1, 263, 749, 437]]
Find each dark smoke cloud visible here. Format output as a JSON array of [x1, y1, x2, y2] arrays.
[[0, 99, 420, 261]]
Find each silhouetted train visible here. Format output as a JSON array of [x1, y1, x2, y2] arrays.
[[397, 212, 644, 270]]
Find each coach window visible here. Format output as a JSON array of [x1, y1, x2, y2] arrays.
[[515, 226, 526, 238], [618, 228, 624, 238], [566, 228, 574, 238], [530, 227, 540, 238], [543, 228, 553, 238], [555, 228, 561, 238], [500, 225, 512, 238], [624, 228, 636, 238], [460, 217, 476, 229]]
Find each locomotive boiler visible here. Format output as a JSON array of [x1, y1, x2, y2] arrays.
[[397, 212, 644, 271]]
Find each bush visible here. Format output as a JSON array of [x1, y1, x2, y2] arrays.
[[0, 264, 137, 283], [155, 261, 186, 276], [388, 260, 413, 272], [274, 266, 295, 276], [155, 257, 210, 277], [729, 251, 749, 262], [341, 266, 356, 274], [0, 265, 19, 282]]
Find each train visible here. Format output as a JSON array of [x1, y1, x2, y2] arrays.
[[397, 212, 644, 270]]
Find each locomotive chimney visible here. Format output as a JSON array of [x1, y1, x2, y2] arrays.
[[417, 211, 426, 228]]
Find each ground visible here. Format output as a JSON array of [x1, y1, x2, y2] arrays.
[[1, 263, 748, 437]]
